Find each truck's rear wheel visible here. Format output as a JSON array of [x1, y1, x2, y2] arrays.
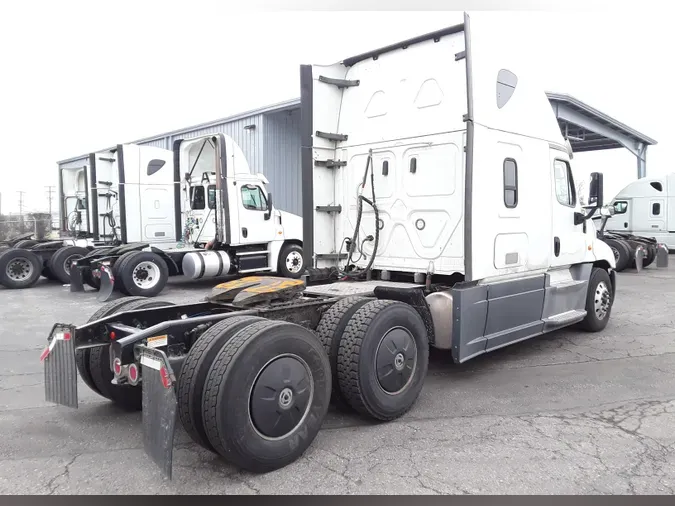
[[0, 249, 42, 289], [201, 319, 331, 473], [47, 246, 90, 284], [604, 239, 630, 272], [315, 296, 373, 410], [76, 296, 152, 397], [87, 298, 176, 410], [177, 315, 265, 452], [337, 299, 429, 421], [643, 244, 656, 268], [277, 243, 304, 279], [578, 267, 613, 332], [116, 251, 169, 297]]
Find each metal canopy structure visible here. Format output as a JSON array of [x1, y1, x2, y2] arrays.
[[546, 92, 657, 178]]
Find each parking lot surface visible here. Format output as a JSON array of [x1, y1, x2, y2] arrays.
[[0, 266, 674, 495]]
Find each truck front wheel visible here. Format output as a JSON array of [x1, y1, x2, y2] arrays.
[[578, 267, 613, 332], [277, 243, 304, 279]]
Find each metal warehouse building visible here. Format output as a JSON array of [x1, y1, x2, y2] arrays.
[[56, 99, 304, 217], [57, 92, 656, 222]]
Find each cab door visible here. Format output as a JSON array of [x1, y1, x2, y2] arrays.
[[235, 180, 276, 245], [549, 152, 586, 268]]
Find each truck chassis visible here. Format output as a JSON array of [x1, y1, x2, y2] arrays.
[[42, 270, 613, 479]]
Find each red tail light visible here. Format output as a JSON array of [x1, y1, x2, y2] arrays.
[[160, 366, 171, 389], [113, 358, 122, 377], [128, 363, 139, 385]]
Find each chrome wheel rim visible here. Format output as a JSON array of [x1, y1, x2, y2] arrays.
[[285, 251, 303, 274], [132, 261, 160, 289], [594, 281, 611, 320], [63, 254, 83, 275]]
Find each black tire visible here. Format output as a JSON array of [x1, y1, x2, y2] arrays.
[[177, 315, 265, 452], [112, 251, 141, 291], [315, 296, 373, 410], [578, 267, 613, 332], [47, 246, 90, 284], [42, 264, 59, 281], [604, 239, 630, 272], [115, 251, 169, 297], [277, 243, 305, 279], [14, 240, 37, 249], [337, 299, 429, 421], [0, 249, 42, 289], [202, 319, 331, 473], [76, 296, 151, 397], [87, 298, 175, 410]]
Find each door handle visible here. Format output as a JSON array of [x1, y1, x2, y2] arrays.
[[554, 237, 560, 257]]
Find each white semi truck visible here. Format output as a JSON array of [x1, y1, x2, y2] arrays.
[[602, 173, 675, 257], [43, 13, 620, 480], [0, 136, 304, 296]]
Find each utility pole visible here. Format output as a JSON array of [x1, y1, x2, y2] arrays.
[[45, 186, 56, 229], [17, 191, 25, 216]]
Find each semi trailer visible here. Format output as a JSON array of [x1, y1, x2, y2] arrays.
[[43, 13, 619, 480]]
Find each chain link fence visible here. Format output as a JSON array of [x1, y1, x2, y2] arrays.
[[0, 213, 53, 241]]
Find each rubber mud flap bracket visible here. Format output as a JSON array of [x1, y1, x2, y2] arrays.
[[137, 345, 178, 480], [42, 324, 78, 408], [96, 264, 116, 302]]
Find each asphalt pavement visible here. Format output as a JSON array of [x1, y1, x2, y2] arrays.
[[0, 266, 673, 494]]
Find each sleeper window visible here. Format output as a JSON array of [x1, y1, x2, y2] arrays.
[[241, 185, 268, 211], [553, 159, 576, 207], [503, 158, 518, 208]]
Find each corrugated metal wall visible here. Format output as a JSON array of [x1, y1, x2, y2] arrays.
[[57, 101, 303, 220], [263, 108, 302, 216]]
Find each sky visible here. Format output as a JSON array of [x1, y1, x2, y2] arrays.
[[0, 1, 672, 213]]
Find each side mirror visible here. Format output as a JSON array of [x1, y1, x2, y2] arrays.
[[264, 192, 273, 221], [588, 172, 603, 208]]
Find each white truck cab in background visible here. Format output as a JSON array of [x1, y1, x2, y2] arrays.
[[605, 173, 675, 251], [64, 134, 304, 298]]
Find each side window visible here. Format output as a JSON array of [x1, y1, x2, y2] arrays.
[[189, 186, 205, 210], [652, 202, 661, 216], [613, 201, 628, 214], [553, 159, 576, 207], [207, 185, 216, 210], [241, 185, 268, 211], [503, 158, 518, 208]]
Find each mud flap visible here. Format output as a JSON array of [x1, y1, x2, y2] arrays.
[[41, 324, 78, 408], [657, 244, 669, 268], [97, 265, 117, 302], [69, 263, 85, 292], [635, 247, 645, 273], [137, 345, 178, 480]]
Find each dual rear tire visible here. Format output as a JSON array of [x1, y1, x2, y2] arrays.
[[177, 316, 331, 473]]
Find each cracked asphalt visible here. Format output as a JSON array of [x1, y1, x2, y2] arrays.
[[0, 264, 674, 495]]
